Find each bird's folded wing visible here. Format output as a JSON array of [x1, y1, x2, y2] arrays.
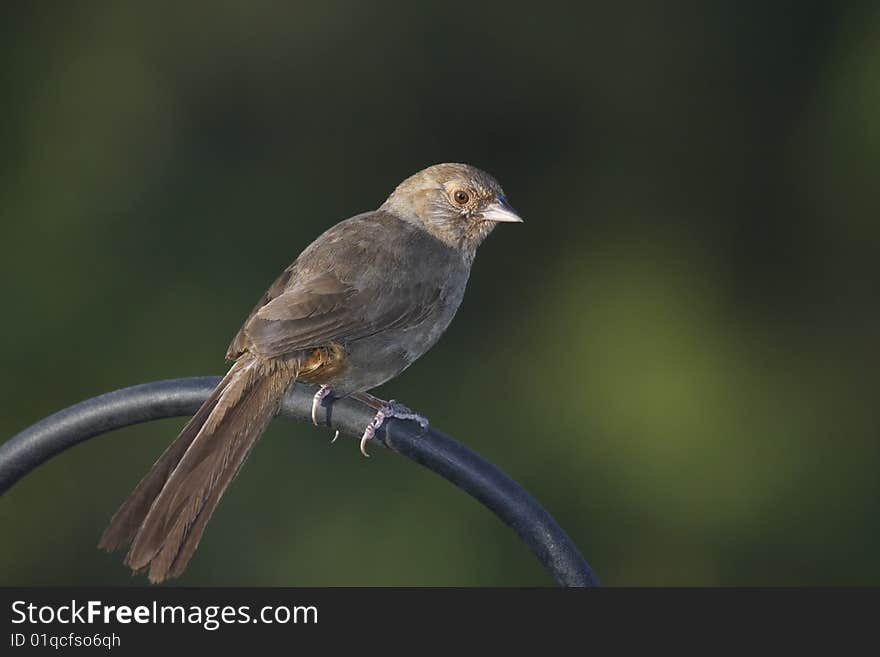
[[240, 270, 441, 358]]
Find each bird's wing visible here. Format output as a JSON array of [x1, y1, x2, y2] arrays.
[[240, 269, 443, 359], [226, 210, 453, 360], [226, 264, 296, 360]]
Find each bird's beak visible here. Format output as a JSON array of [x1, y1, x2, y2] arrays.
[[481, 196, 524, 223]]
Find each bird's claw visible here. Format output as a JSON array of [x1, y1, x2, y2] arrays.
[[312, 386, 340, 445], [359, 400, 429, 457], [311, 385, 333, 426]]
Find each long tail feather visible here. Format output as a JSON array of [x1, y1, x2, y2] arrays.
[[99, 355, 297, 583], [98, 361, 247, 551]]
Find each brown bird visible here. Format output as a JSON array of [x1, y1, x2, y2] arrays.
[[98, 162, 522, 583]]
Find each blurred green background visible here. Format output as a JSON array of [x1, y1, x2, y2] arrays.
[[2, 1, 878, 586]]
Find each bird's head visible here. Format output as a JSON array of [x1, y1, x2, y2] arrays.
[[382, 163, 523, 257]]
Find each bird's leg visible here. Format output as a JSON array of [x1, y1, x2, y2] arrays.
[[351, 392, 429, 458], [311, 385, 334, 426], [351, 391, 387, 411]]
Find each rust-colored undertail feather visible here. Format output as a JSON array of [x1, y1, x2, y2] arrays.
[[99, 355, 297, 583]]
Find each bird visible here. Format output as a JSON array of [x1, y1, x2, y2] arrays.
[[98, 162, 523, 583]]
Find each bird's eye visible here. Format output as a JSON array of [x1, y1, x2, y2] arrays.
[[453, 190, 470, 205]]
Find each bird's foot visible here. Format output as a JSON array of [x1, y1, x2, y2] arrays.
[[311, 385, 334, 426], [359, 400, 429, 458]]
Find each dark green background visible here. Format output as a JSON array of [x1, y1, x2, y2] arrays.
[[2, 2, 878, 585]]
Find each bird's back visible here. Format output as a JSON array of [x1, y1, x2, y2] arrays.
[[227, 210, 470, 374]]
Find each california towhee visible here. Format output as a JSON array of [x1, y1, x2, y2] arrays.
[[99, 163, 522, 582]]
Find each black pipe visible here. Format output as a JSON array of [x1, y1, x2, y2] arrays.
[[0, 377, 600, 587]]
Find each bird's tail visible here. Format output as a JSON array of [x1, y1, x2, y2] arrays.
[[99, 355, 297, 583]]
